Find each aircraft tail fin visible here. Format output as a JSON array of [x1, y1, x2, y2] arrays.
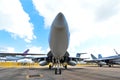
[[98, 54, 102, 59], [76, 53, 86, 57], [22, 49, 29, 56], [114, 49, 119, 55], [76, 53, 81, 57], [91, 54, 97, 59]]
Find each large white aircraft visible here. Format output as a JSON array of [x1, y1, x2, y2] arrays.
[[0, 49, 30, 61], [0, 12, 86, 74], [0, 49, 45, 61]]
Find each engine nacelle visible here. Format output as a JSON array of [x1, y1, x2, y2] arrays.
[[39, 61, 48, 66], [98, 61, 106, 65], [68, 61, 77, 66]]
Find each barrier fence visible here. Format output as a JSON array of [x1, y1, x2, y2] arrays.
[[0, 62, 97, 68], [0, 62, 40, 68]]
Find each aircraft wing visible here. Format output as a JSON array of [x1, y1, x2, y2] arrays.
[[98, 56, 120, 61], [85, 56, 120, 63], [84, 59, 99, 63], [70, 53, 88, 61], [0, 55, 47, 61], [69, 57, 84, 61], [0, 53, 46, 57], [27, 56, 48, 63], [69, 57, 89, 61], [0, 57, 6, 60], [0, 57, 23, 61]]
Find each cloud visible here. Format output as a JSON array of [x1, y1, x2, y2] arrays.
[[95, 0, 120, 21], [0, 47, 15, 53], [0, 45, 47, 54], [0, 0, 36, 43], [26, 46, 48, 57], [81, 46, 120, 59], [32, 0, 120, 56], [28, 46, 46, 53]]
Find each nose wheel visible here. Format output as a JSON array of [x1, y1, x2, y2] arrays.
[[55, 58, 62, 75], [55, 68, 61, 74]]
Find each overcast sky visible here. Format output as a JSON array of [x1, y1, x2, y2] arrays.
[[0, 0, 120, 58]]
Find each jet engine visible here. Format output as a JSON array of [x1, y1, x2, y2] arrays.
[[39, 61, 48, 66], [98, 61, 106, 65], [98, 61, 106, 67], [68, 61, 77, 66]]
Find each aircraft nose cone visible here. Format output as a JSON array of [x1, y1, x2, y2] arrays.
[[52, 12, 67, 29], [57, 12, 64, 18], [56, 12, 64, 22]]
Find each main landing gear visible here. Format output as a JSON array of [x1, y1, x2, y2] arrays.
[[49, 65, 52, 69], [64, 65, 67, 69]]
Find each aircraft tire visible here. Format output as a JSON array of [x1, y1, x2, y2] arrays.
[[55, 68, 57, 74], [49, 65, 52, 69], [99, 64, 102, 67], [59, 69, 61, 74], [109, 65, 111, 67], [64, 65, 67, 69]]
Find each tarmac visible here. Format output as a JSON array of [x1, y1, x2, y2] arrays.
[[0, 65, 120, 80]]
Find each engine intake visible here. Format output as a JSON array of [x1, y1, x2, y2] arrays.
[[68, 61, 77, 66]]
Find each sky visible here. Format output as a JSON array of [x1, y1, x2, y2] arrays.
[[0, 0, 120, 58]]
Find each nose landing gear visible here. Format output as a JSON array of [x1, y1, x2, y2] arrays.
[[55, 58, 62, 75]]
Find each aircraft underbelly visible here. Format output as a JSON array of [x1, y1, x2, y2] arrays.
[[50, 29, 69, 58]]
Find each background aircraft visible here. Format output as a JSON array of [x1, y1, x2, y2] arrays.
[[0, 49, 45, 61], [0, 49, 30, 61], [84, 54, 106, 67], [85, 49, 120, 67]]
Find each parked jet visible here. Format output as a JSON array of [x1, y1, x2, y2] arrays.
[[85, 49, 120, 67], [0, 12, 86, 74], [97, 49, 120, 67], [84, 54, 106, 67]]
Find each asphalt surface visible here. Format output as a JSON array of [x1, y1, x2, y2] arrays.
[[0, 66, 120, 80]]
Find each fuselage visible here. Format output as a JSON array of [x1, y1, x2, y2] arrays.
[[49, 12, 70, 58]]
